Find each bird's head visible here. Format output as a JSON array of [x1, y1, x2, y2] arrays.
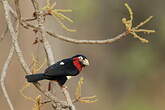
[[72, 54, 89, 67]]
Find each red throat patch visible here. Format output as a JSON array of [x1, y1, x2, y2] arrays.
[[73, 58, 82, 72]]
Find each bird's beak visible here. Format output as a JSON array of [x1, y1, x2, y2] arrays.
[[82, 58, 90, 66]]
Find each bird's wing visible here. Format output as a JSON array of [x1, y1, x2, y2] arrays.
[[44, 58, 78, 77]]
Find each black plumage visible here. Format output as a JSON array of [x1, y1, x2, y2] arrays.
[[25, 55, 89, 86]]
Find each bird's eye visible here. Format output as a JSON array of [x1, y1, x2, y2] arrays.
[[78, 56, 83, 60]]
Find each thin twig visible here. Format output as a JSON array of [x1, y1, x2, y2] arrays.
[[41, 100, 51, 104], [14, 0, 21, 22], [48, 31, 127, 44], [39, 15, 55, 65], [34, 83, 68, 108], [62, 87, 76, 110], [1, 1, 19, 110], [21, 21, 128, 44], [0, 46, 15, 110], [2, 0, 31, 74]]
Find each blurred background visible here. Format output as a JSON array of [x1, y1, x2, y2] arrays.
[[0, 0, 165, 110]]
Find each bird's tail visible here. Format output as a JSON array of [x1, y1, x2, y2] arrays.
[[25, 73, 45, 82]]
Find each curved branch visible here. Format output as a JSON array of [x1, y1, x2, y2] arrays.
[[48, 31, 128, 44], [2, 0, 31, 74], [22, 21, 128, 44], [0, 46, 15, 110]]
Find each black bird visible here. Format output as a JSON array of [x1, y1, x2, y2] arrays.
[[25, 54, 89, 86]]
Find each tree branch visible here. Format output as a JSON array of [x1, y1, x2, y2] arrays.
[[29, 1, 76, 109], [48, 31, 128, 44], [62, 87, 76, 110], [31, 0, 55, 65], [2, 0, 31, 74], [21, 21, 128, 44], [14, 0, 21, 22], [30, 0, 58, 106], [0, 46, 15, 110]]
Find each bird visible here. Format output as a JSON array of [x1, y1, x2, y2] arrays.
[[25, 54, 89, 87]]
